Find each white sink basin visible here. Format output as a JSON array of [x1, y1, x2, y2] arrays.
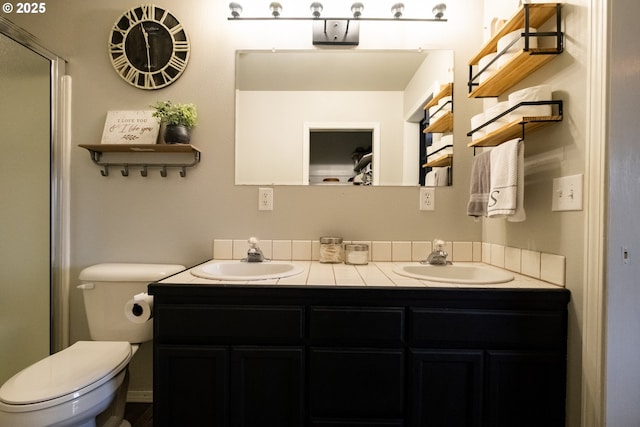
[[393, 264, 514, 284], [191, 260, 304, 281]]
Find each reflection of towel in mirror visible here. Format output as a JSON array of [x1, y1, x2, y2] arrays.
[[425, 171, 436, 186], [487, 139, 525, 221], [435, 167, 450, 186], [467, 151, 491, 217]]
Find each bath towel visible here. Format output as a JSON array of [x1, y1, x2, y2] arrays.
[[508, 141, 526, 222], [467, 150, 492, 217], [487, 139, 526, 221]]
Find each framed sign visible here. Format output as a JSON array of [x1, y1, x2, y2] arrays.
[[101, 110, 160, 144]]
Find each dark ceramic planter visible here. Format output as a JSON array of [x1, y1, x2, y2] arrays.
[[164, 124, 191, 144]]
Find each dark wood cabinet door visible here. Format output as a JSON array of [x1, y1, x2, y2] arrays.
[[309, 348, 404, 420], [485, 350, 566, 427], [154, 345, 228, 427], [409, 349, 483, 427], [230, 347, 304, 427]]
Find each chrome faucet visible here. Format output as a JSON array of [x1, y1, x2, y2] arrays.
[[421, 239, 452, 266], [244, 237, 268, 262]]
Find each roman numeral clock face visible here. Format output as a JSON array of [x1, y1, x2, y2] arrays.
[[109, 4, 190, 89]]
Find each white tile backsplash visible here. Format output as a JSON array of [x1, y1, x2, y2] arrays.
[[541, 253, 566, 286], [392, 241, 412, 262], [521, 249, 541, 278], [452, 242, 473, 262], [292, 240, 312, 260], [272, 240, 292, 260], [212, 239, 565, 286], [371, 241, 392, 262], [213, 239, 233, 259], [490, 244, 505, 268], [411, 241, 431, 262], [504, 246, 522, 273]]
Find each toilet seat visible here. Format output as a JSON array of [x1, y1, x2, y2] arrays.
[[0, 341, 131, 413]]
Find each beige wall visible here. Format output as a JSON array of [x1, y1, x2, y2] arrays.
[[11, 0, 588, 424]]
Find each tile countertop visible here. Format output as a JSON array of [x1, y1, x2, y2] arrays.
[[158, 261, 563, 289]]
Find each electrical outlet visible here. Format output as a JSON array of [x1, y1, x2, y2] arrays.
[[419, 187, 435, 211], [258, 187, 273, 211], [552, 174, 583, 211]]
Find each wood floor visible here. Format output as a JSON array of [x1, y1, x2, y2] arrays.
[[124, 402, 153, 427]]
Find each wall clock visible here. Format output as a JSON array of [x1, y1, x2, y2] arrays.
[[109, 4, 190, 90]]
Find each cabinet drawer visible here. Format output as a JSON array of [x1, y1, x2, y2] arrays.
[[409, 308, 566, 349], [309, 307, 404, 346], [156, 305, 304, 344]]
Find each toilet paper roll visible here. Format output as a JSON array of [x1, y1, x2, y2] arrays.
[[124, 292, 153, 324], [484, 101, 511, 133], [470, 112, 486, 141], [508, 84, 552, 120], [440, 134, 454, 147], [497, 51, 517, 68], [497, 27, 537, 54], [478, 53, 497, 83]]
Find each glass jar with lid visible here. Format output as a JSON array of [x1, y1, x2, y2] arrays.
[[344, 243, 369, 265], [319, 237, 343, 263]]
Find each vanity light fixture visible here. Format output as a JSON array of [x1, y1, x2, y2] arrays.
[[227, 2, 447, 22], [228, 1, 447, 45]]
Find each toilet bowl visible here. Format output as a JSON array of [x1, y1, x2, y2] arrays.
[[0, 263, 184, 427]]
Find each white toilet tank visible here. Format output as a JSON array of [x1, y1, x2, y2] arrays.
[[78, 263, 184, 343]]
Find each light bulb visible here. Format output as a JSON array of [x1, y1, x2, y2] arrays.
[[228, 2, 243, 18], [351, 2, 364, 18], [310, 2, 323, 18], [269, 2, 282, 17], [391, 3, 405, 19], [432, 3, 447, 19]]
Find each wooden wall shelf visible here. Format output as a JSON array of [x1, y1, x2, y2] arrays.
[[469, 3, 562, 65], [467, 115, 563, 148], [423, 111, 453, 134], [79, 144, 201, 177], [423, 154, 453, 168], [469, 49, 559, 98], [468, 3, 563, 98], [424, 83, 453, 110]]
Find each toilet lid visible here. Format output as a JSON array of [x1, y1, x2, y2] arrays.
[[0, 341, 131, 405]]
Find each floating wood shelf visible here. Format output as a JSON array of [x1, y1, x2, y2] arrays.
[[424, 83, 453, 110], [467, 115, 563, 148], [79, 144, 201, 177], [423, 111, 453, 134], [469, 49, 560, 98], [423, 154, 453, 168], [468, 3, 563, 98], [469, 3, 562, 65]]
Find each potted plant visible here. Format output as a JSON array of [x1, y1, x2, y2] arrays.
[[150, 100, 197, 144]]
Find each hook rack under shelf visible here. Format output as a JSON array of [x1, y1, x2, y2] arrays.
[[79, 144, 201, 178]]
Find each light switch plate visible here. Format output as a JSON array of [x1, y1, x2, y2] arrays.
[[552, 174, 583, 211]]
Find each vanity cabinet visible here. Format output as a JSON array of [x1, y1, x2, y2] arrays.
[[149, 285, 570, 427]]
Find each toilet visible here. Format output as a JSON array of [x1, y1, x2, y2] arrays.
[[0, 263, 184, 427]]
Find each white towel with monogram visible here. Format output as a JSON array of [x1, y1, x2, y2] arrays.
[[487, 139, 525, 221]]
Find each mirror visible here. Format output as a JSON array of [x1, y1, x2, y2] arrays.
[[235, 49, 454, 186]]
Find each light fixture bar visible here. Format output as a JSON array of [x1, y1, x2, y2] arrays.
[[228, 17, 446, 21]]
